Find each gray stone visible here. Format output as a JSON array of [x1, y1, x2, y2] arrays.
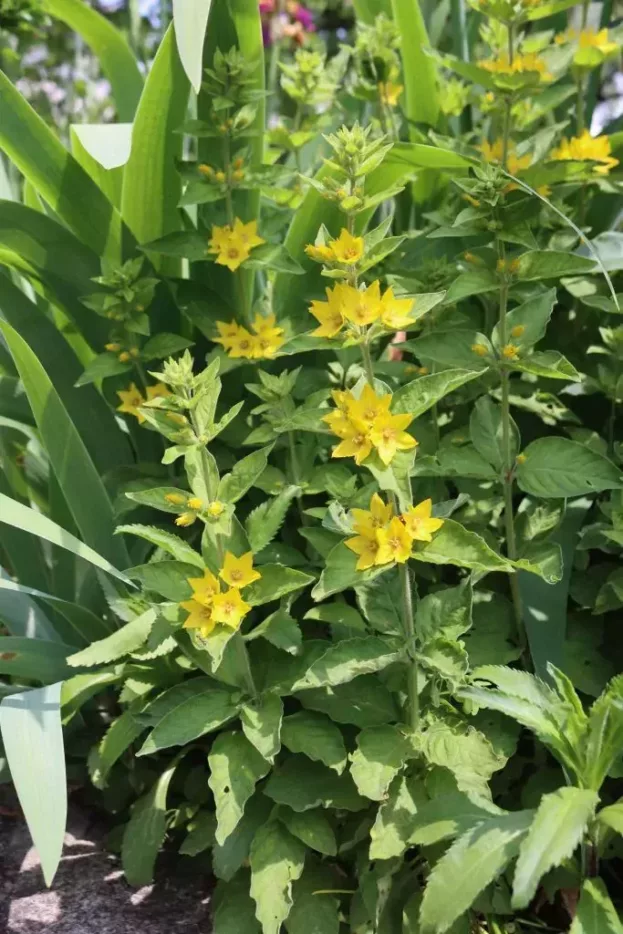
[[0, 804, 212, 933]]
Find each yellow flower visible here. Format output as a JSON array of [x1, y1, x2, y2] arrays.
[[341, 281, 383, 327], [309, 285, 347, 338], [380, 288, 416, 330], [480, 52, 553, 82], [214, 317, 284, 360], [502, 343, 520, 359], [187, 497, 203, 511], [401, 499, 444, 542], [369, 412, 418, 466], [330, 228, 365, 264], [471, 343, 489, 357], [378, 81, 404, 108], [331, 421, 373, 465], [351, 492, 394, 538], [207, 501, 225, 518], [511, 324, 525, 338], [557, 27, 618, 66], [480, 138, 532, 178], [220, 551, 261, 589], [105, 342, 121, 352], [211, 588, 251, 629], [345, 532, 383, 571], [551, 130, 619, 175], [175, 512, 197, 527], [376, 517, 413, 564], [198, 164, 214, 178], [181, 598, 217, 638], [117, 382, 168, 424], [516, 453, 527, 465], [187, 569, 221, 603], [305, 243, 334, 263], [165, 492, 187, 505], [207, 218, 265, 272], [305, 229, 364, 266], [349, 384, 392, 428]]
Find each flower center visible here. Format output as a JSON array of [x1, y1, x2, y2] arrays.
[[230, 569, 243, 582]]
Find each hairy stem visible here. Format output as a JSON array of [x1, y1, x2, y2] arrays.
[[234, 631, 258, 699], [360, 339, 376, 386], [399, 559, 420, 733]]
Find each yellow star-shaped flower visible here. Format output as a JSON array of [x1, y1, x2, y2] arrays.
[[376, 517, 413, 565], [380, 288, 416, 330], [331, 421, 373, 465], [329, 229, 365, 264], [369, 412, 418, 466], [341, 281, 383, 327], [309, 285, 347, 338], [211, 588, 251, 629], [349, 384, 392, 428], [351, 492, 394, 537], [219, 551, 261, 589], [401, 499, 445, 542], [187, 569, 221, 603], [181, 598, 217, 639], [345, 533, 383, 571]]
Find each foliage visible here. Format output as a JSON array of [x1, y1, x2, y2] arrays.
[[1, 0, 623, 932]]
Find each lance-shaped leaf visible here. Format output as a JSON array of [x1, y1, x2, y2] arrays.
[[121, 758, 180, 885], [516, 438, 623, 498], [208, 731, 271, 845], [249, 820, 306, 934], [291, 637, 401, 692], [569, 879, 623, 934]]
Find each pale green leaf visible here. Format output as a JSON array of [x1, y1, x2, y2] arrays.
[[350, 725, 412, 801], [116, 523, 204, 567], [0, 683, 66, 885], [291, 637, 401, 692], [250, 820, 306, 934], [122, 759, 178, 885], [208, 731, 271, 845], [279, 807, 337, 856], [512, 787, 598, 909], [138, 683, 239, 756], [241, 694, 283, 762], [173, 0, 213, 92], [264, 755, 367, 812], [281, 710, 347, 773], [67, 608, 156, 668], [392, 369, 485, 417], [570, 879, 623, 934], [370, 772, 422, 859]]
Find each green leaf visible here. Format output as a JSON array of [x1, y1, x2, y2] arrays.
[[219, 448, 270, 504], [213, 873, 261, 934], [179, 810, 216, 856], [392, 369, 485, 417], [279, 807, 337, 857], [67, 608, 156, 668], [245, 565, 314, 606], [297, 674, 400, 729], [350, 725, 412, 801], [470, 396, 519, 470], [116, 523, 204, 567], [240, 694, 283, 762], [141, 332, 195, 360], [418, 580, 473, 643], [570, 879, 623, 934], [390, 141, 471, 171], [172, 0, 212, 92], [281, 710, 347, 774], [410, 792, 503, 847], [75, 353, 132, 387], [0, 637, 72, 681], [391, 0, 439, 127], [246, 607, 302, 655], [512, 351, 582, 382], [0, 70, 123, 259], [444, 269, 498, 304], [0, 683, 66, 885], [245, 485, 300, 553], [138, 681, 239, 756], [408, 330, 492, 371], [419, 810, 534, 934], [411, 520, 514, 574], [369, 772, 422, 859], [127, 560, 195, 602], [121, 26, 189, 253], [355, 569, 403, 635], [286, 891, 340, 934], [312, 543, 389, 601], [0, 570, 67, 643], [416, 718, 507, 797], [264, 755, 367, 812], [291, 637, 401, 692], [0, 493, 129, 584], [516, 251, 595, 281], [213, 795, 272, 882], [512, 787, 598, 909], [492, 289, 556, 350], [516, 438, 623, 498], [598, 800, 623, 836], [122, 759, 179, 886], [43, 0, 142, 121], [89, 710, 145, 789], [250, 820, 306, 934], [0, 321, 129, 568], [208, 731, 271, 845]]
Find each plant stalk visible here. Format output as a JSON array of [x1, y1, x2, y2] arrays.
[[234, 631, 258, 699], [399, 559, 420, 733]]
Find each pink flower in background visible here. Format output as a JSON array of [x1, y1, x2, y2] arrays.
[[260, 0, 315, 46]]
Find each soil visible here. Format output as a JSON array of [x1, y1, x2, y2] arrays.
[[0, 794, 212, 933]]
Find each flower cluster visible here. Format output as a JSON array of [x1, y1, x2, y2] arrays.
[[323, 384, 417, 466], [480, 138, 531, 177], [116, 383, 170, 424], [310, 281, 416, 337], [480, 51, 553, 82], [556, 27, 618, 67], [552, 130, 619, 175], [180, 552, 260, 638], [346, 494, 444, 570], [214, 313, 284, 359], [305, 228, 364, 266], [164, 492, 225, 528], [207, 218, 265, 271]]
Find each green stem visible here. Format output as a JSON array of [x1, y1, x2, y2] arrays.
[[360, 340, 376, 386], [399, 559, 420, 733], [234, 631, 257, 699], [288, 429, 308, 526]]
